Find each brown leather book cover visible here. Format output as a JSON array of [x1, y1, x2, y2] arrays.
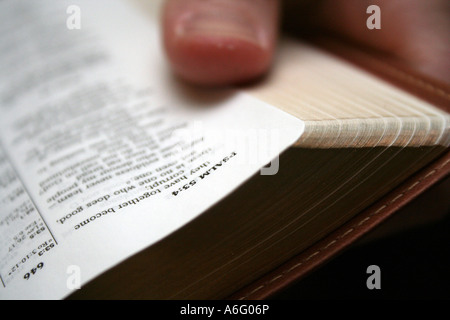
[[230, 152, 449, 299], [229, 37, 450, 300]]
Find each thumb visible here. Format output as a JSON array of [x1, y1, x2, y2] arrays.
[[162, 0, 280, 86]]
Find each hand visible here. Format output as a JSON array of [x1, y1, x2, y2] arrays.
[[162, 0, 450, 87]]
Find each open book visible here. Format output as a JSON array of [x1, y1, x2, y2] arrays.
[[1, 0, 448, 300]]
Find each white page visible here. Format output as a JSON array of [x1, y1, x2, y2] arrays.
[[0, 0, 304, 299]]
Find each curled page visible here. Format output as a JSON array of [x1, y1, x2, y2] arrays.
[[0, 0, 304, 299]]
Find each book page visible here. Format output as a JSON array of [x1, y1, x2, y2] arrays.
[[0, 0, 304, 299]]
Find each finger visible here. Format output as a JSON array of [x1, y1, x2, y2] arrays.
[[162, 0, 280, 86]]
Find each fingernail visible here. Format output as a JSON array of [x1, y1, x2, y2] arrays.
[[174, 3, 269, 48]]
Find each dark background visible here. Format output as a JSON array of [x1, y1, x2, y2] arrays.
[[272, 177, 450, 300]]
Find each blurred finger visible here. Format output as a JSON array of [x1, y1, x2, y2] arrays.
[[162, 0, 280, 86]]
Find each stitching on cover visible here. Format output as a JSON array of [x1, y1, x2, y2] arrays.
[[237, 158, 449, 300]]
